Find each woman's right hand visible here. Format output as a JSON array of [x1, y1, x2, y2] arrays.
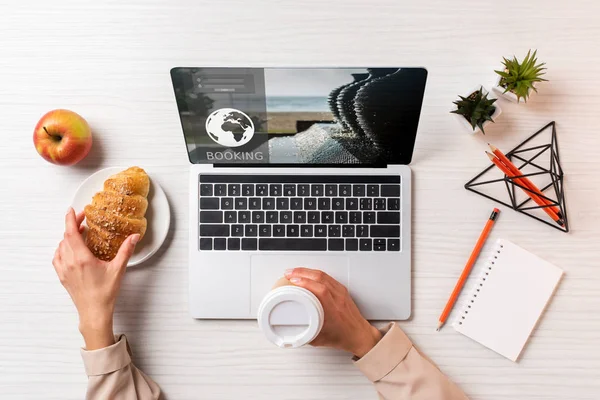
[[52, 208, 139, 350], [284, 268, 382, 358]]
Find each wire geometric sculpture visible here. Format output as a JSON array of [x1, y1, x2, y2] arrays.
[[465, 121, 568, 232]]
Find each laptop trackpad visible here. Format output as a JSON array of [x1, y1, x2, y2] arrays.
[[250, 255, 349, 317]]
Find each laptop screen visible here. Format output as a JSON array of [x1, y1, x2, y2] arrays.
[[171, 67, 427, 166]]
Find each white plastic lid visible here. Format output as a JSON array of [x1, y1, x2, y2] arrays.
[[257, 286, 324, 348]]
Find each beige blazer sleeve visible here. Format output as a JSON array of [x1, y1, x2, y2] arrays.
[[354, 323, 469, 400], [80, 334, 161, 400]]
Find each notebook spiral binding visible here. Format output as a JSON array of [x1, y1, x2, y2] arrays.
[[456, 241, 505, 326]]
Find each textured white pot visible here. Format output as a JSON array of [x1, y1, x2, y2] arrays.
[[492, 75, 535, 103], [452, 86, 502, 135]]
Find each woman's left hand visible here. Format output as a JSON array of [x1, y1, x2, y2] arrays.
[[52, 208, 139, 350]]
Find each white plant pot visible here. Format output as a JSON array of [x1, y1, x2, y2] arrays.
[[492, 75, 535, 103], [452, 86, 502, 135]]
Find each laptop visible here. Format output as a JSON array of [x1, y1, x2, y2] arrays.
[[171, 67, 427, 320]]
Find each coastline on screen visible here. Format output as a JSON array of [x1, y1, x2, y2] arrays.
[[171, 67, 427, 165]]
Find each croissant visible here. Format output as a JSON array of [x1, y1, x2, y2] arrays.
[[84, 166, 149, 261]]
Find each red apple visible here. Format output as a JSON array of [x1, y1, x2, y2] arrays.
[[33, 109, 92, 165]]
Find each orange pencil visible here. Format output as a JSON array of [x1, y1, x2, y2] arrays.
[[486, 152, 563, 226], [488, 144, 562, 218], [436, 208, 500, 331]]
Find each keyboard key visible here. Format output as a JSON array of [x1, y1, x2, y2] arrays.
[[256, 184, 268, 196], [291, 198, 303, 210], [381, 185, 400, 197], [328, 225, 341, 237], [200, 225, 229, 237], [318, 198, 331, 210], [242, 238, 258, 250], [322, 211, 334, 224], [360, 239, 373, 251], [200, 198, 219, 209], [245, 225, 258, 237], [232, 225, 244, 237], [332, 198, 344, 210], [280, 211, 293, 224], [388, 198, 400, 210], [200, 211, 223, 223], [200, 184, 213, 196], [304, 198, 317, 210], [388, 239, 400, 251], [349, 212, 362, 223], [377, 212, 400, 224], [252, 211, 265, 223], [235, 198, 247, 210], [353, 185, 365, 197], [224, 211, 237, 223], [370, 225, 400, 237], [360, 198, 372, 210], [214, 184, 227, 196], [346, 198, 358, 210], [269, 184, 282, 196], [266, 211, 278, 223], [335, 211, 348, 224], [346, 238, 358, 251], [294, 211, 307, 224], [315, 225, 327, 237], [325, 185, 337, 196], [262, 198, 275, 210], [277, 198, 289, 210], [357, 225, 369, 237], [228, 238, 240, 250], [249, 198, 261, 210], [311, 184, 324, 197], [339, 185, 352, 196], [328, 239, 344, 251], [367, 185, 379, 197], [287, 225, 299, 237], [259, 238, 327, 251], [239, 211, 251, 224], [283, 185, 296, 196], [308, 211, 320, 223], [214, 238, 227, 250], [342, 225, 355, 237], [221, 198, 234, 210], [273, 225, 286, 237], [364, 212, 376, 224], [374, 239, 386, 251], [259, 225, 271, 237], [301, 225, 313, 237], [199, 238, 212, 250], [228, 184, 240, 196], [374, 198, 386, 210], [298, 184, 310, 196], [242, 184, 254, 196]]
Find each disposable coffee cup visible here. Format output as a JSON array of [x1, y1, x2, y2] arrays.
[[258, 277, 324, 348]]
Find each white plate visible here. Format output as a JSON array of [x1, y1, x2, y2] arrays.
[[71, 167, 170, 266]]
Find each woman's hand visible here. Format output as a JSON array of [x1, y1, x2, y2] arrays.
[[52, 208, 139, 350], [284, 268, 382, 358]]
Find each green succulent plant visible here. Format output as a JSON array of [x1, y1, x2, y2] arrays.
[[451, 87, 497, 134], [495, 49, 547, 102]]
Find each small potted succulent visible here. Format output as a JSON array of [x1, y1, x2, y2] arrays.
[[451, 86, 501, 135], [493, 49, 547, 103]]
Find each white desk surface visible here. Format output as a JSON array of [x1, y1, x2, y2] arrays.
[[1, 1, 599, 399]]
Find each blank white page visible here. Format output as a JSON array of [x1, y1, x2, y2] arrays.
[[453, 239, 563, 361]]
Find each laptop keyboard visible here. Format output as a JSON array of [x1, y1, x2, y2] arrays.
[[198, 175, 402, 252]]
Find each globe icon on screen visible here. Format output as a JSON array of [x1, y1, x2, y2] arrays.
[[205, 108, 255, 147]]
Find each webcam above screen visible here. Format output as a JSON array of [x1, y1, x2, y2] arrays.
[[170, 67, 427, 166]]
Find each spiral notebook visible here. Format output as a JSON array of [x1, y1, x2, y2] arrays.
[[453, 239, 564, 362]]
